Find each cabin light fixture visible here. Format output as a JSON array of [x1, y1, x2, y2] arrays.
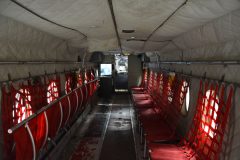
[[122, 29, 135, 33], [131, 36, 135, 39]]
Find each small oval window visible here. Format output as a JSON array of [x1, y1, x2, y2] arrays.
[[47, 81, 59, 104], [185, 86, 190, 111], [181, 81, 190, 115], [201, 90, 219, 138], [13, 88, 32, 123]]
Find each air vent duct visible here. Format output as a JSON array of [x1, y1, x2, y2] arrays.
[[122, 29, 135, 33]]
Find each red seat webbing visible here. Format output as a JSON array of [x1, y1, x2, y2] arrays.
[[46, 75, 61, 104], [1, 70, 98, 160], [131, 68, 148, 90], [181, 81, 234, 159], [14, 112, 47, 160], [1, 86, 15, 159], [65, 73, 72, 94], [148, 79, 234, 160]]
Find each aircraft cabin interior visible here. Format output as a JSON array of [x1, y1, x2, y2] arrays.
[[0, 0, 240, 160]]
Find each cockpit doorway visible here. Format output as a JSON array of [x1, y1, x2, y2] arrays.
[[114, 54, 128, 92]]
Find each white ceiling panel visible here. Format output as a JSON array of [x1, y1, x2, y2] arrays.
[[113, 0, 184, 40], [150, 0, 240, 41], [121, 39, 144, 52], [0, 0, 239, 53], [144, 41, 169, 52], [0, 0, 117, 50]]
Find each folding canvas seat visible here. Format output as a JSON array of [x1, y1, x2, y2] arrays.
[[137, 72, 169, 119], [134, 72, 162, 106], [134, 99, 154, 109], [148, 143, 192, 160], [131, 70, 155, 101], [138, 75, 190, 157], [131, 69, 148, 93], [148, 81, 234, 160]]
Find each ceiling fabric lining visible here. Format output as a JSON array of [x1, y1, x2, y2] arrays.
[[10, 0, 87, 39], [0, 0, 239, 53], [155, 8, 240, 61], [0, 0, 117, 50], [114, 0, 240, 53]]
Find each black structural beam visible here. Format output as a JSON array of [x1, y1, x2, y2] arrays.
[[107, 0, 123, 54]]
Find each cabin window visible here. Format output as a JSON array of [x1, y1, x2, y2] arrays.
[[181, 81, 190, 115], [65, 77, 71, 94], [167, 73, 175, 102], [47, 81, 59, 104], [185, 86, 190, 111], [13, 88, 32, 123], [201, 90, 219, 138]]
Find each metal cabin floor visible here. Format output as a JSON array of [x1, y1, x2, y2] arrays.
[[59, 94, 138, 160]]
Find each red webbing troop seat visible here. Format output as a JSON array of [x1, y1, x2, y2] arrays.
[[77, 71, 85, 112], [89, 69, 96, 96], [148, 80, 234, 160], [1, 70, 98, 160], [91, 69, 99, 96], [131, 69, 194, 158], [1, 82, 46, 159], [45, 75, 62, 138], [77, 71, 83, 87], [65, 73, 72, 94], [46, 102, 62, 138], [2, 86, 16, 160], [65, 72, 78, 94], [132, 70, 154, 102], [131, 68, 148, 93], [133, 71, 158, 109], [137, 71, 169, 117], [60, 96, 71, 127], [29, 81, 47, 111], [141, 74, 189, 150], [14, 113, 47, 160], [80, 70, 89, 107], [86, 69, 92, 99]]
